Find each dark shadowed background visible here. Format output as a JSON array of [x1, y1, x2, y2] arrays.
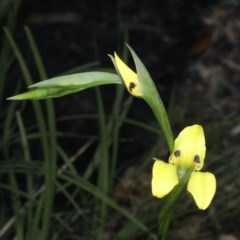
[[1, 0, 240, 239]]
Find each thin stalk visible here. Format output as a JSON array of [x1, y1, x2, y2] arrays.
[[2, 88, 24, 240], [109, 36, 131, 185], [53, 179, 84, 216], [58, 114, 160, 136], [16, 112, 34, 240], [25, 26, 58, 240], [1, 3, 22, 236], [0, 0, 21, 108], [4, 28, 52, 239], [95, 87, 109, 239], [58, 172, 153, 237], [31, 193, 45, 240], [8, 173, 24, 240], [110, 95, 133, 183]]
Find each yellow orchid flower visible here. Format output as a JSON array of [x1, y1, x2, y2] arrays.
[[110, 47, 175, 152], [112, 52, 141, 97], [152, 124, 216, 210]]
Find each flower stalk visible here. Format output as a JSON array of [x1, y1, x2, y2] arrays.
[[110, 45, 174, 152], [110, 46, 216, 211]]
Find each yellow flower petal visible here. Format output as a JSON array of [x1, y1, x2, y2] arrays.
[[187, 171, 216, 210], [169, 125, 206, 171], [152, 160, 179, 198], [114, 52, 140, 96]]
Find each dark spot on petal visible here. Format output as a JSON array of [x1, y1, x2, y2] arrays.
[[129, 82, 136, 92], [174, 150, 181, 157], [194, 155, 200, 163]]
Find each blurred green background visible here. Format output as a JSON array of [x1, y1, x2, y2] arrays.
[[1, 0, 240, 239]]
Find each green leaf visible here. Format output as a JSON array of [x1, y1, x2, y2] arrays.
[[8, 87, 86, 100], [8, 72, 121, 100]]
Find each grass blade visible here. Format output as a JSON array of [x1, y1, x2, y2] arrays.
[[4, 28, 53, 239], [94, 87, 109, 239], [0, 0, 21, 107], [58, 172, 156, 238], [24, 26, 58, 240], [16, 112, 34, 240]]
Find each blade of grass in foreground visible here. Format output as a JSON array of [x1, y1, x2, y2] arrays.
[[60, 61, 100, 75], [16, 112, 34, 240], [1, 85, 23, 238], [83, 46, 133, 183], [108, 43, 132, 186], [1, 4, 22, 235], [58, 172, 157, 239], [1, 75, 24, 240], [108, 39, 128, 185], [4, 28, 53, 240], [0, 0, 21, 108], [5, 173, 24, 240], [25, 26, 58, 240], [53, 179, 84, 217], [94, 87, 109, 240]]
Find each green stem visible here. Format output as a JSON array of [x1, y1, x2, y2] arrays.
[[95, 87, 109, 239], [16, 112, 34, 240]]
